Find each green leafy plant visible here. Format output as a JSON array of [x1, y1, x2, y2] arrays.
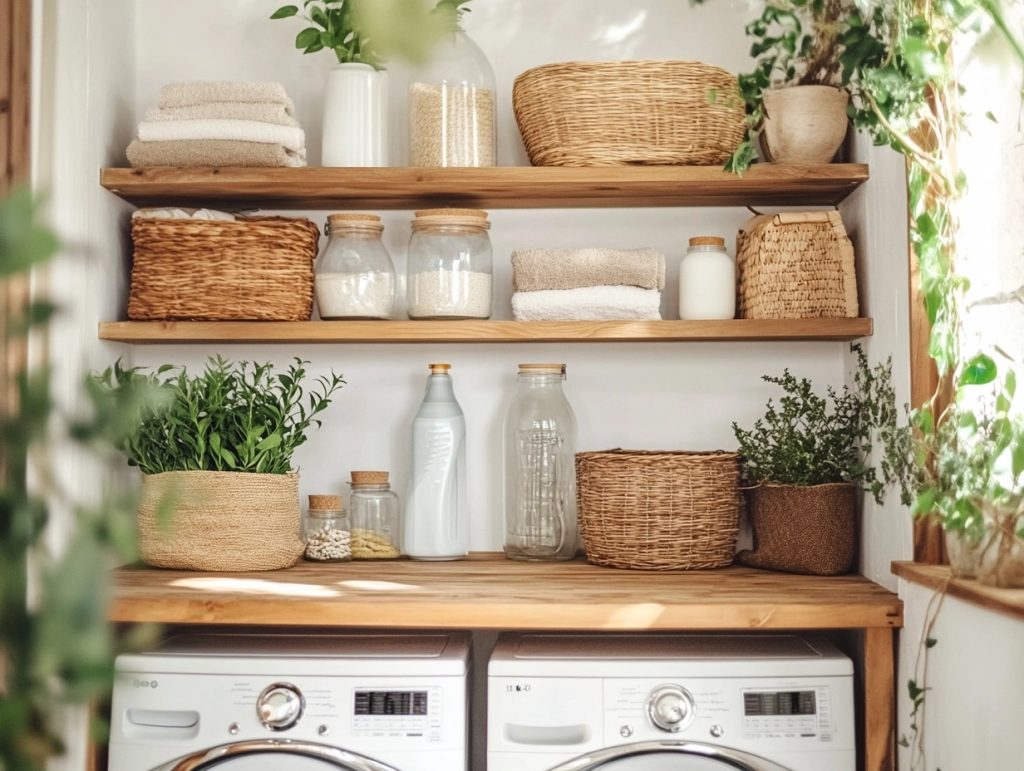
[[93, 357, 345, 475], [271, 0, 384, 68], [733, 344, 908, 504]]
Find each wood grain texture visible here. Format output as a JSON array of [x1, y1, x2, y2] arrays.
[[99, 163, 869, 210], [109, 557, 903, 630], [98, 318, 874, 344], [893, 561, 1024, 621], [863, 627, 896, 771]]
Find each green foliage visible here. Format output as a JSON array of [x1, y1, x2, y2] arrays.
[[93, 357, 345, 476], [271, 0, 384, 67], [733, 344, 908, 504]]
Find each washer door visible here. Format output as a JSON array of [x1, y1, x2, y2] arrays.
[[543, 740, 792, 771], [149, 739, 401, 771]]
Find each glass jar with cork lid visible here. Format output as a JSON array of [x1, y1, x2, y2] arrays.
[[407, 209, 492, 320], [678, 235, 735, 320], [315, 213, 396, 320], [348, 471, 402, 560], [302, 494, 352, 562]]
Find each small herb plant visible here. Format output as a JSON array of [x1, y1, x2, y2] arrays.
[[732, 345, 908, 504], [93, 357, 344, 475], [272, 0, 384, 68]]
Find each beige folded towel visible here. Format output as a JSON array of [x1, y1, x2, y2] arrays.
[[145, 103, 298, 126], [159, 81, 295, 113], [512, 247, 666, 292], [126, 139, 306, 168], [512, 286, 663, 321], [138, 119, 305, 152]]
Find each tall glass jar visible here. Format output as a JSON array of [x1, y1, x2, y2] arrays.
[[315, 213, 396, 320], [303, 495, 352, 562], [678, 235, 735, 320], [407, 208, 492, 319], [349, 471, 402, 560], [503, 363, 578, 561], [408, 9, 496, 167]]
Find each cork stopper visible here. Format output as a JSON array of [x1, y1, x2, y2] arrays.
[[689, 236, 726, 247], [429, 363, 452, 374], [327, 212, 383, 235], [308, 494, 344, 511], [518, 363, 566, 375], [412, 208, 490, 232], [350, 470, 389, 486]]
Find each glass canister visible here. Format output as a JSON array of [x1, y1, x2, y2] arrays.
[[303, 494, 352, 562], [408, 6, 496, 167], [503, 363, 579, 561], [349, 471, 402, 560], [315, 213, 396, 320], [678, 235, 736, 320], [407, 209, 493, 319]]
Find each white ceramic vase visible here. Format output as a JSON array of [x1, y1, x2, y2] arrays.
[[761, 85, 849, 164], [322, 63, 386, 167]]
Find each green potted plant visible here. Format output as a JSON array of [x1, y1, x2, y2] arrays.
[[732, 345, 907, 575], [95, 356, 344, 572]]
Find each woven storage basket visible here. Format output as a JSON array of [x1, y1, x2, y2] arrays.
[[736, 211, 858, 319], [137, 470, 303, 572], [575, 450, 740, 570], [513, 61, 745, 166], [128, 215, 319, 321]]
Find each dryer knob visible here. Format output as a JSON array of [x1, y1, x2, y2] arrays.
[[257, 683, 305, 731], [646, 684, 695, 733]]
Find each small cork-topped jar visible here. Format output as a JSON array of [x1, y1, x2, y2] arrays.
[[678, 235, 735, 321], [407, 209, 492, 320], [348, 471, 402, 560], [315, 212, 396, 320], [303, 494, 352, 562]]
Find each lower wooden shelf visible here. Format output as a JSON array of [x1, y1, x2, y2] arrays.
[[109, 555, 902, 630]]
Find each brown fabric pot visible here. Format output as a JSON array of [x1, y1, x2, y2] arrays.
[[737, 482, 857, 576], [137, 471, 303, 572]]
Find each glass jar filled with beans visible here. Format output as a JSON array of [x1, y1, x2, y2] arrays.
[[303, 495, 352, 562], [348, 471, 402, 560]]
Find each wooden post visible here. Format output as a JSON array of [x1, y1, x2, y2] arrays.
[[863, 627, 896, 771]]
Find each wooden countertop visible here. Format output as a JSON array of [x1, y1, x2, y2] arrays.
[[109, 556, 902, 630]]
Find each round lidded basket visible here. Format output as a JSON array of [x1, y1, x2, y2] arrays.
[[575, 450, 740, 570]]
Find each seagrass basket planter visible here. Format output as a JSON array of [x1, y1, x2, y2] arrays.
[[128, 215, 319, 321], [512, 61, 746, 166], [137, 470, 304, 572], [575, 450, 740, 570]]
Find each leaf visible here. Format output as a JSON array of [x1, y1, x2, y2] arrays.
[[960, 353, 998, 386], [985, 110, 998, 123], [925, 637, 938, 648], [295, 26, 321, 49], [270, 5, 299, 19], [256, 433, 283, 451]]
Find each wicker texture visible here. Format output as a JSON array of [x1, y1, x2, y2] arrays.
[[576, 450, 740, 570], [737, 483, 856, 576], [736, 211, 858, 319], [128, 215, 319, 321], [137, 471, 303, 571], [513, 61, 745, 167]]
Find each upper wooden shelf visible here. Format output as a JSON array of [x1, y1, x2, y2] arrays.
[[109, 556, 902, 630], [99, 163, 869, 210], [98, 318, 873, 344], [892, 561, 1024, 622]]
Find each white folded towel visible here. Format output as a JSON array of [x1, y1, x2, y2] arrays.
[[512, 286, 663, 321], [159, 81, 295, 113], [145, 103, 299, 127], [132, 208, 237, 222], [137, 119, 306, 152]]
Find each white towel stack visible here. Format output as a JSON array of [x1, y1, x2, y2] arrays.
[[126, 81, 307, 168]]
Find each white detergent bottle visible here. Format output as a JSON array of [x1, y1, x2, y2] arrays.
[[404, 363, 468, 560]]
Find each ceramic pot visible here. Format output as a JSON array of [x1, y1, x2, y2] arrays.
[[322, 63, 386, 167], [761, 85, 849, 164], [976, 516, 1024, 588]]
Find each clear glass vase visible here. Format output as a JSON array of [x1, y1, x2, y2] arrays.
[[975, 515, 1024, 588], [503, 364, 578, 561]]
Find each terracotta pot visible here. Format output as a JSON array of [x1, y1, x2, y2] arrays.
[[761, 85, 850, 164], [737, 482, 856, 575]]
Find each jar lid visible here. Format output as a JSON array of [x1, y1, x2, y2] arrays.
[[308, 494, 344, 511], [412, 208, 490, 232], [429, 363, 452, 374], [689, 236, 726, 247], [351, 470, 389, 485], [518, 363, 566, 375], [327, 213, 383, 235]]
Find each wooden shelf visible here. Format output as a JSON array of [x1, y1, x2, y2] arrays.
[[892, 561, 1024, 622], [99, 164, 868, 210], [109, 556, 902, 630], [98, 318, 873, 344]]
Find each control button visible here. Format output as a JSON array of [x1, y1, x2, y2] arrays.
[[710, 724, 724, 738], [256, 683, 305, 731], [646, 684, 696, 733], [620, 725, 634, 738], [228, 722, 240, 736], [317, 724, 330, 737]]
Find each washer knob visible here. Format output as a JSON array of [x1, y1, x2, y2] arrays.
[[257, 683, 305, 731], [646, 684, 695, 733]]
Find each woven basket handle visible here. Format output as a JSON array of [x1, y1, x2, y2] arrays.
[[772, 211, 839, 225]]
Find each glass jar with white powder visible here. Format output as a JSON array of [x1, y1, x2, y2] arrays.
[[678, 236, 736, 320], [407, 208, 492, 319], [315, 213, 396, 320]]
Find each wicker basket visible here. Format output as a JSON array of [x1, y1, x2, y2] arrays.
[[575, 450, 740, 570], [128, 215, 319, 321], [513, 61, 745, 167], [736, 211, 858, 319]]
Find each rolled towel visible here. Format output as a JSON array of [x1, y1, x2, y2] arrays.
[[137, 119, 305, 152], [511, 247, 666, 292], [512, 286, 662, 321], [145, 103, 299, 127], [159, 81, 295, 113], [126, 139, 306, 168]]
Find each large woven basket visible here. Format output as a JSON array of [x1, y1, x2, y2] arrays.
[[128, 215, 319, 321], [736, 211, 858, 319], [575, 450, 740, 570], [137, 470, 303, 572], [513, 61, 745, 166]]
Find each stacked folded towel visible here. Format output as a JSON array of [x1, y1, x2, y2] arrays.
[[510, 247, 666, 321], [126, 81, 306, 168]]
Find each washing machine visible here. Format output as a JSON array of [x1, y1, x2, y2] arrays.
[[109, 631, 470, 771], [488, 633, 855, 771]]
